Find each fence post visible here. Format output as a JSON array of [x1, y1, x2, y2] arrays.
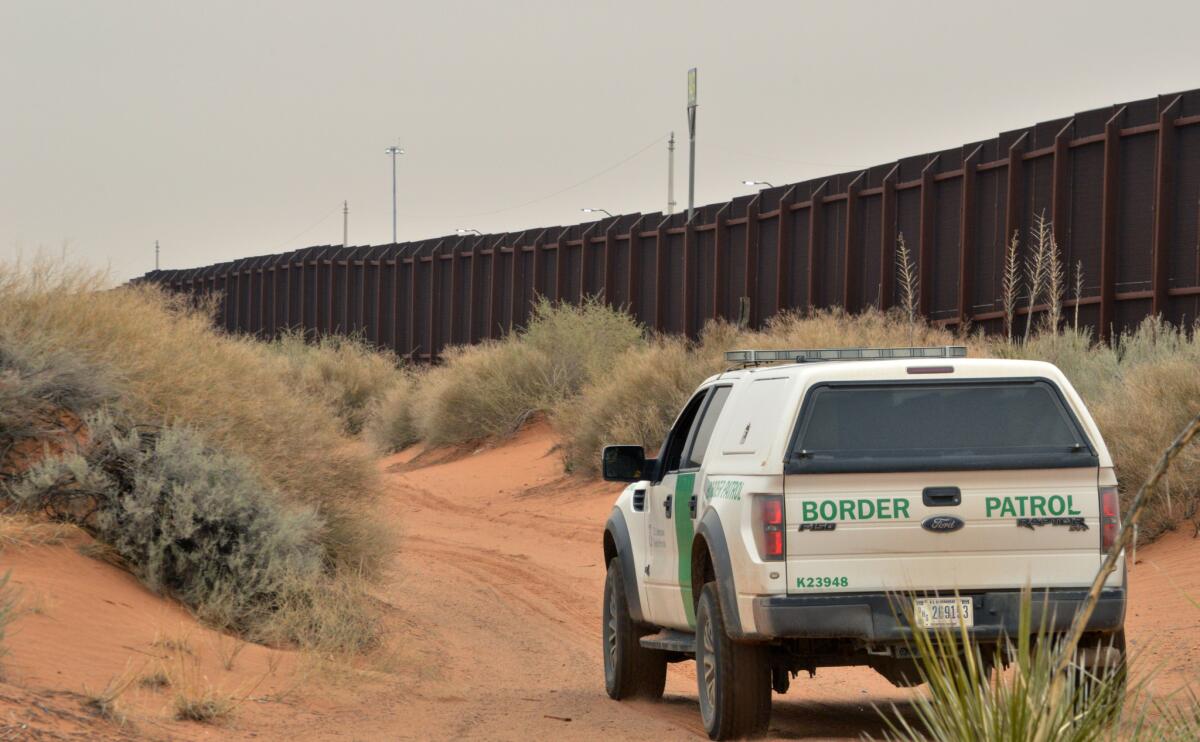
[[1100, 107, 1126, 342], [1152, 96, 1182, 318], [744, 195, 760, 327], [625, 215, 645, 317], [654, 217, 668, 332], [776, 185, 797, 313], [554, 229, 569, 303], [879, 164, 899, 310], [919, 157, 939, 318], [959, 145, 983, 327], [806, 181, 827, 310], [713, 203, 729, 321], [843, 173, 865, 312]]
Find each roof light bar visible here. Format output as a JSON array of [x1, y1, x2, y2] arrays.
[[725, 346, 967, 366]]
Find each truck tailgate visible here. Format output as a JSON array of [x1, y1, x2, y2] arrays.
[[784, 468, 1105, 594]]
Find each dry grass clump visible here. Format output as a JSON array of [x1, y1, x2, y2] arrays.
[[557, 337, 715, 475], [271, 331, 402, 436], [989, 317, 1200, 541], [364, 371, 422, 454], [9, 413, 333, 643], [0, 514, 75, 550], [0, 261, 385, 653], [81, 666, 138, 725], [139, 667, 171, 690], [169, 654, 237, 724], [557, 308, 957, 475], [0, 263, 386, 579], [1091, 357, 1200, 541], [411, 297, 644, 446]]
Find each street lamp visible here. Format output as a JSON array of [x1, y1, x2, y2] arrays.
[[385, 142, 405, 243], [742, 180, 775, 189], [456, 228, 483, 236], [581, 207, 614, 218]]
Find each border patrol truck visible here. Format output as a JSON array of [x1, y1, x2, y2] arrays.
[[600, 346, 1124, 740]]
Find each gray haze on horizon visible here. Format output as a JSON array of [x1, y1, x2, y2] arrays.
[[3, 0, 1200, 283]]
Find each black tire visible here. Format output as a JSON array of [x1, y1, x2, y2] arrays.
[[695, 582, 771, 740], [1073, 629, 1127, 716], [603, 558, 667, 700]]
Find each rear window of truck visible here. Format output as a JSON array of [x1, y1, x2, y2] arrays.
[[787, 379, 1097, 473]]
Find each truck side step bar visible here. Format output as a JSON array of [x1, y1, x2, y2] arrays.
[[639, 629, 695, 654]]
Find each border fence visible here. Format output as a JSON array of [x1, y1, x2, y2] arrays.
[[138, 89, 1200, 359]]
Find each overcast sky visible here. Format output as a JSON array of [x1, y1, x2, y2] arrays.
[[4, 1, 1200, 282]]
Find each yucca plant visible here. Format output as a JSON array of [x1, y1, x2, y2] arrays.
[[879, 591, 1129, 742], [880, 411, 1200, 741]]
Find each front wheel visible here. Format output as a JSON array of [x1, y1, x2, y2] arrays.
[[603, 558, 666, 700], [695, 583, 771, 740]]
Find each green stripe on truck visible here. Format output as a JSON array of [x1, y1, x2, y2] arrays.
[[674, 472, 697, 628]]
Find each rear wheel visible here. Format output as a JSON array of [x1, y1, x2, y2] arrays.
[[1073, 629, 1127, 716], [695, 582, 771, 740], [603, 558, 667, 700]]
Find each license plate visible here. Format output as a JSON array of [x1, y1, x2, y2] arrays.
[[913, 597, 974, 628]]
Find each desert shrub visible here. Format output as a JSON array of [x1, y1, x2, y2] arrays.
[[8, 412, 328, 637], [990, 319, 1200, 541], [415, 341, 557, 445], [413, 298, 644, 445], [880, 593, 1131, 741], [557, 308, 959, 475], [1092, 358, 1200, 542], [271, 331, 402, 436], [0, 332, 113, 455], [0, 263, 385, 578], [520, 296, 646, 392], [557, 337, 722, 475], [364, 372, 422, 454]]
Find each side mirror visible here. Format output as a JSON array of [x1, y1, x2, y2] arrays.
[[602, 445, 648, 482]]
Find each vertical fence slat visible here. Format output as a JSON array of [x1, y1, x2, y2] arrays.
[[843, 173, 864, 311], [1152, 96, 1182, 317], [745, 195, 760, 325], [879, 166, 898, 309], [1100, 107, 1126, 341], [959, 147, 981, 325], [806, 183, 827, 309]]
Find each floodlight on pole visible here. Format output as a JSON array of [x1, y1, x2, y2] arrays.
[[581, 208, 614, 218], [742, 180, 775, 188], [456, 228, 483, 236], [384, 142, 405, 243]]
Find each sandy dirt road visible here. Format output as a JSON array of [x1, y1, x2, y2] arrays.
[[367, 424, 1199, 741], [377, 423, 917, 741], [1, 422, 1195, 740]]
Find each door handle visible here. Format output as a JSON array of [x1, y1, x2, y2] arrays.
[[922, 487, 961, 507], [663, 495, 673, 519]]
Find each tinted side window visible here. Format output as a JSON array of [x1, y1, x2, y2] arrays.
[[662, 391, 709, 473], [683, 386, 731, 469]]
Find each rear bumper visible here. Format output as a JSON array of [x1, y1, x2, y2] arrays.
[[752, 588, 1125, 642]]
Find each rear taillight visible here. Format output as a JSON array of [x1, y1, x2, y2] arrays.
[[1100, 486, 1121, 553], [754, 495, 785, 561]]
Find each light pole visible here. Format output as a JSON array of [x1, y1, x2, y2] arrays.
[[384, 142, 404, 243], [667, 132, 676, 215], [742, 180, 775, 189], [456, 228, 483, 236], [687, 67, 697, 222], [581, 207, 614, 218]]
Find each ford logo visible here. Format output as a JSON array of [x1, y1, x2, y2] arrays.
[[922, 516, 964, 533]]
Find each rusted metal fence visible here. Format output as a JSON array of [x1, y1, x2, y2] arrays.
[[139, 89, 1200, 359]]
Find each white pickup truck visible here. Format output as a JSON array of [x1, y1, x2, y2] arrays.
[[600, 346, 1124, 740]]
